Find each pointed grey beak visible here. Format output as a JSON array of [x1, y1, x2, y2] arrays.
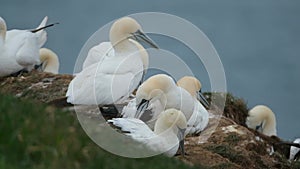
[[34, 63, 43, 71], [177, 127, 186, 157], [135, 99, 150, 118], [197, 90, 210, 109], [132, 30, 159, 49]]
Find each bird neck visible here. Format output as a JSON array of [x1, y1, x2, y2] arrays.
[[0, 29, 5, 47], [154, 118, 175, 135], [0, 18, 6, 47], [129, 39, 149, 69], [114, 40, 139, 54], [263, 113, 277, 136], [110, 31, 139, 54], [155, 127, 178, 146]]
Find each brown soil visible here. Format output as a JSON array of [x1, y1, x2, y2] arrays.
[[0, 71, 299, 169], [0, 71, 73, 103]]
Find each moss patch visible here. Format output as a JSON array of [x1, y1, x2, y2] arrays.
[[224, 133, 241, 146], [205, 144, 251, 167]]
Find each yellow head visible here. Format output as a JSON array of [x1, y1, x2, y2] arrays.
[[109, 17, 158, 52], [136, 74, 176, 105], [128, 39, 148, 70], [177, 76, 202, 98], [109, 17, 141, 46], [154, 108, 187, 134]]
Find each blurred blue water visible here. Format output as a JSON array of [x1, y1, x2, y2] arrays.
[[1, 0, 299, 140]]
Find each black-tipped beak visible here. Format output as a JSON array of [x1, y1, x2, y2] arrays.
[[177, 127, 186, 157], [135, 99, 150, 118], [34, 63, 43, 71], [31, 22, 59, 33], [197, 90, 210, 109], [132, 30, 159, 49]]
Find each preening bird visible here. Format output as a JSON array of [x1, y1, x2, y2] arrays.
[[246, 105, 277, 136], [122, 74, 208, 135], [35, 48, 59, 74], [108, 108, 187, 157]]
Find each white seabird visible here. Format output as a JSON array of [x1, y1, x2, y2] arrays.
[[36, 48, 59, 74], [122, 75, 210, 134], [0, 16, 49, 77], [108, 108, 187, 157], [176, 76, 209, 108], [176, 76, 209, 134], [66, 17, 158, 105], [246, 105, 277, 136], [122, 74, 208, 135]]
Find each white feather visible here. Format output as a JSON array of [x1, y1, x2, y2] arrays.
[[82, 42, 114, 69], [66, 52, 143, 105], [123, 74, 209, 135], [66, 17, 154, 105], [109, 109, 187, 157], [0, 16, 48, 76]]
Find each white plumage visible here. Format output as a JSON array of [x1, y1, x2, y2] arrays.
[[177, 76, 209, 134], [122, 97, 164, 124], [122, 74, 209, 135], [82, 39, 149, 76], [0, 16, 48, 77], [108, 108, 187, 157], [82, 42, 114, 70], [66, 17, 157, 105], [246, 105, 277, 136], [38, 48, 59, 74], [67, 52, 143, 104]]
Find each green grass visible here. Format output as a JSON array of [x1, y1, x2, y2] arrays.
[[0, 94, 197, 169], [205, 144, 251, 166], [224, 133, 240, 146]]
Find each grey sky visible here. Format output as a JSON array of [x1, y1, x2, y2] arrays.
[[1, 0, 299, 140]]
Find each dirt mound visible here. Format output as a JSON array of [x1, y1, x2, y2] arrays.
[[0, 71, 73, 103], [0, 71, 299, 169]]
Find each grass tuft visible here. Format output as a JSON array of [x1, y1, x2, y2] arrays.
[[0, 94, 196, 169]]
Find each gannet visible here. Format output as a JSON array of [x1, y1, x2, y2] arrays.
[[36, 48, 59, 74], [108, 108, 187, 157], [66, 17, 158, 105], [246, 105, 277, 136], [0, 16, 49, 77]]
